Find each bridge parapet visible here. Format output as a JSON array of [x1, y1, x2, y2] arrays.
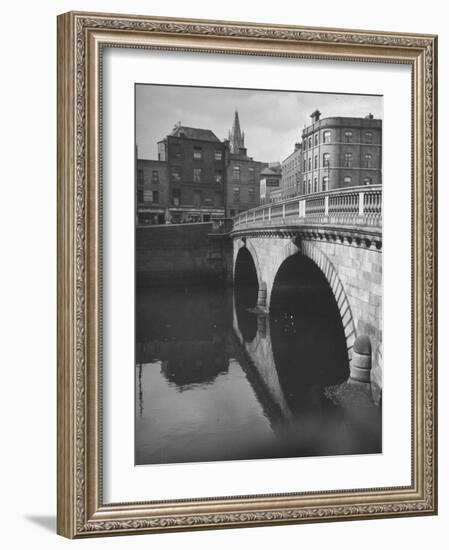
[[233, 185, 381, 231]]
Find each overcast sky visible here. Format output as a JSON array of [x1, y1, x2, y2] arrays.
[[136, 84, 382, 163]]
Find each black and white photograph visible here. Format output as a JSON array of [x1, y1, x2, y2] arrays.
[[135, 84, 383, 466]]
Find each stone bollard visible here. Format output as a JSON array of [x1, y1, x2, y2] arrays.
[[257, 281, 267, 309], [348, 335, 372, 384]]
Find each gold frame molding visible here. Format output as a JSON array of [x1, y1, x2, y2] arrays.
[[57, 11, 438, 539]]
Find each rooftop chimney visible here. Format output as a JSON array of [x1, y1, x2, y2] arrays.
[[310, 109, 321, 122], [365, 113, 374, 119]]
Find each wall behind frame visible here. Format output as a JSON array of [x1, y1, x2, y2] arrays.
[[0, 0, 445, 549]]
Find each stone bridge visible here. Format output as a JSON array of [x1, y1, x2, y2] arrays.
[[230, 185, 382, 391]]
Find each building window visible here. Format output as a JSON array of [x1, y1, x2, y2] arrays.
[[364, 131, 373, 143], [214, 170, 223, 184], [193, 146, 202, 160], [233, 186, 240, 203], [153, 190, 159, 203], [194, 191, 202, 207], [323, 130, 331, 144], [214, 192, 222, 207], [344, 131, 353, 142], [313, 178, 318, 192], [193, 168, 202, 183], [172, 144, 181, 158], [314, 155, 318, 169], [364, 153, 372, 168], [308, 158, 312, 171], [137, 169, 145, 185], [308, 137, 312, 148], [363, 177, 372, 185], [303, 159, 307, 172], [322, 176, 329, 191], [230, 209, 236, 217], [344, 176, 352, 186], [344, 152, 352, 167], [171, 167, 181, 182], [204, 197, 213, 205], [249, 167, 255, 182], [314, 133, 318, 146], [151, 170, 159, 183], [323, 153, 330, 167], [214, 150, 223, 161], [172, 188, 181, 206], [248, 187, 255, 201], [137, 189, 144, 203], [233, 166, 240, 181], [308, 179, 311, 194], [303, 177, 307, 194]]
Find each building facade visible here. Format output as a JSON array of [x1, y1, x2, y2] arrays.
[[281, 142, 302, 199], [136, 112, 272, 223], [301, 110, 382, 195], [260, 164, 283, 204], [157, 124, 227, 223], [136, 159, 169, 225], [225, 111, 267, 217]]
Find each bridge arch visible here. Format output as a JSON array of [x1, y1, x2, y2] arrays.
[[264, 239, 356, 357], [298, 241, 357, 356]]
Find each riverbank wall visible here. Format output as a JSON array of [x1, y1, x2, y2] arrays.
[[136, 222, 233, 284]]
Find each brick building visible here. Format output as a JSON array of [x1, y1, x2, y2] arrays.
[[301, 110, 382, 195], [155, 124, 227, 224], [225, 111, 267, 217], [136, 159, 169, 225], [137, 111, 268, 223], [281, 142, 302, 199]]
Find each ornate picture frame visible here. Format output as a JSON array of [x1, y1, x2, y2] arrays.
[[57, 11, 437, 538]]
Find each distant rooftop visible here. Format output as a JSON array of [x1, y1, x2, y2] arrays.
[[260, 167, 282, 176], [169, 124, 221, 143]]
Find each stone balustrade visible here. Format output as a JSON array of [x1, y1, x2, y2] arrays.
[[233, 185, 382, 230]]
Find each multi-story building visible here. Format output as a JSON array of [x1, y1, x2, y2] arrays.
[[157, 124, 227, 224], [281, 142, 302, 199], [136, 112, 270, 223], [225, 111, 267, 217], [136, 159, 169, 225], [260, 164, 283, 204], [301, 110, 382, 195]]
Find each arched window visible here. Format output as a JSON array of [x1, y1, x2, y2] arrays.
[[313, 178, 318, 192], [365, 131, 373, 143], [344, 176, 352, 186], [323, 130, 331, 144], [308, 179, 312, 194], [344, 152, 352, 167], [233, 165, 240, 181], [344, 131, 353, 142], [364, 153, 372, 168], [323, 153, 330, 167], [363, 177, 372, 185]]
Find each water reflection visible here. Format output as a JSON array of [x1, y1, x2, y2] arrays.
[[135, 281, 381, 465]]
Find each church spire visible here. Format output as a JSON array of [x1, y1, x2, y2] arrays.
[[229, 109, 245, 154]]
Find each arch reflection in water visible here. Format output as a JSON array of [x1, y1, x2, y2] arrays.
[[135, 267, 380, 465]]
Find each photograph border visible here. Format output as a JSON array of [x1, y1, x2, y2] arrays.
[[57, 11, 437, 538]]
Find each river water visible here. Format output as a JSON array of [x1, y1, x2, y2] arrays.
[[135, 284, 381, 465]]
